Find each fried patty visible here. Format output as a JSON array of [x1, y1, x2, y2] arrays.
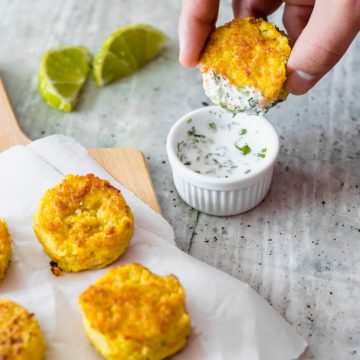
[[79, 263, 191, 360], [0, 219, 12, 284], [200, 17, 291, 107], [33, 174, 134, 273], [0, 299, 45, 360]]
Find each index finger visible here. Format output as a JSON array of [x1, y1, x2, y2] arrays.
[[178, 0, 220, 67]]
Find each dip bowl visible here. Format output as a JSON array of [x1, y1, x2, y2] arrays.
[[166, 106, 279, 216]]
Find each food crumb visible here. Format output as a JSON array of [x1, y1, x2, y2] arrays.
[[50, 261, 62, 276]]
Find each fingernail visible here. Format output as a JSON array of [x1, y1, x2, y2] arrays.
[[286, 70, 320, 95], [295, 70, 318, 81]]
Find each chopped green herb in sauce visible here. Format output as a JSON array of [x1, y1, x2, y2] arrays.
[[235, 144, 251, 155], [248, 97, 257, 108], [213, 158, 225, 168], [210, 70, 221, 83], [258, 147, 267, 158], [177, 118, 269, 178], [187, 126, 206, 138]]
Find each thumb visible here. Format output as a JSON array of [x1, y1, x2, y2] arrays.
[[286, 0, 360, 95]]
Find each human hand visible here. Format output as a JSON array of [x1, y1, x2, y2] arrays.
[[178, 0, 360, 95]]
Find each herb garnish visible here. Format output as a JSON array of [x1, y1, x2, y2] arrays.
[[205, 151, 223, 159], [258, 147, 267, 158], [209, 122, 217, 130], [184, 161, 191, 166], [235, 144, 251, 155], [241, 128, 247, 135], [213, 158, 225, 168], [248, 98, 257, 108], [187, 126, 205, 138], [187, 118, 192, 124], [210, 70, 221, 83]]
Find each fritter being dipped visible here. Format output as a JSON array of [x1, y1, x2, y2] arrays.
[[79, 263, 191, 360], [33, 174, 134, 273], [0, 299, 45, 360], [0, 219, 12, 284], [200, 17, 291, 114]]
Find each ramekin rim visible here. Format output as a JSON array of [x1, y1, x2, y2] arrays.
[[166, 106, 279, 190]]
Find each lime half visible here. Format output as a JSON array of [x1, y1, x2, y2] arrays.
[[93, 24, 168, 86], [39, 46, 91, 112]]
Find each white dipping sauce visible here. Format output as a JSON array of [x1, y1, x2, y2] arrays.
[[176, 109, 275, 178], [202, 70, 267, 115]]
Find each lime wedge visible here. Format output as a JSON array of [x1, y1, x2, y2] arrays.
[[93, 24, 168, 86], [39, 46, 91, 112]]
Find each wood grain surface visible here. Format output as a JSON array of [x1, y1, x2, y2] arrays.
[[0, 78, 161, 214], [0, 79, 30, 150]]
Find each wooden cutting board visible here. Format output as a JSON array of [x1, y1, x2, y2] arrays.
[[0, 78, 161, 214]]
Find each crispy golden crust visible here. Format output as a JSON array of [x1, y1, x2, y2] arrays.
[[200, 17, 291, 104], [79, 264, 191, 360], [33, 174, 134, 273], [0, 299, 45, 360], [0, 219, 12, 284]]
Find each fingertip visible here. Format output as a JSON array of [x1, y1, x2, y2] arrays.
[[286, 70, 320, 95], [178, 23, 209, 68], [179, 48, 199, 68], [178, 0, 219, 68], [179, 56, 198, 68]]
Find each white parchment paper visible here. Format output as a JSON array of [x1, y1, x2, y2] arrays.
[[0, 135, 307, 359]]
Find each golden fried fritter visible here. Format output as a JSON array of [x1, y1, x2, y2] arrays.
[[0, 219, 12, 284], [79, 264, 191, 360], [33, 174, 134, 273], [200, 17, 291, 113], [0, 299, 45, 360]]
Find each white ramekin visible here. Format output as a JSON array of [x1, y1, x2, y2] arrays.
[[166, 106, 279, 216]]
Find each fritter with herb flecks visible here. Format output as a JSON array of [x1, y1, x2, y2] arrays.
[[200, 17, 291, 114]]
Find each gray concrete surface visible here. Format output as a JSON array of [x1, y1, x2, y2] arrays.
[[1, 1, 359, 358]]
